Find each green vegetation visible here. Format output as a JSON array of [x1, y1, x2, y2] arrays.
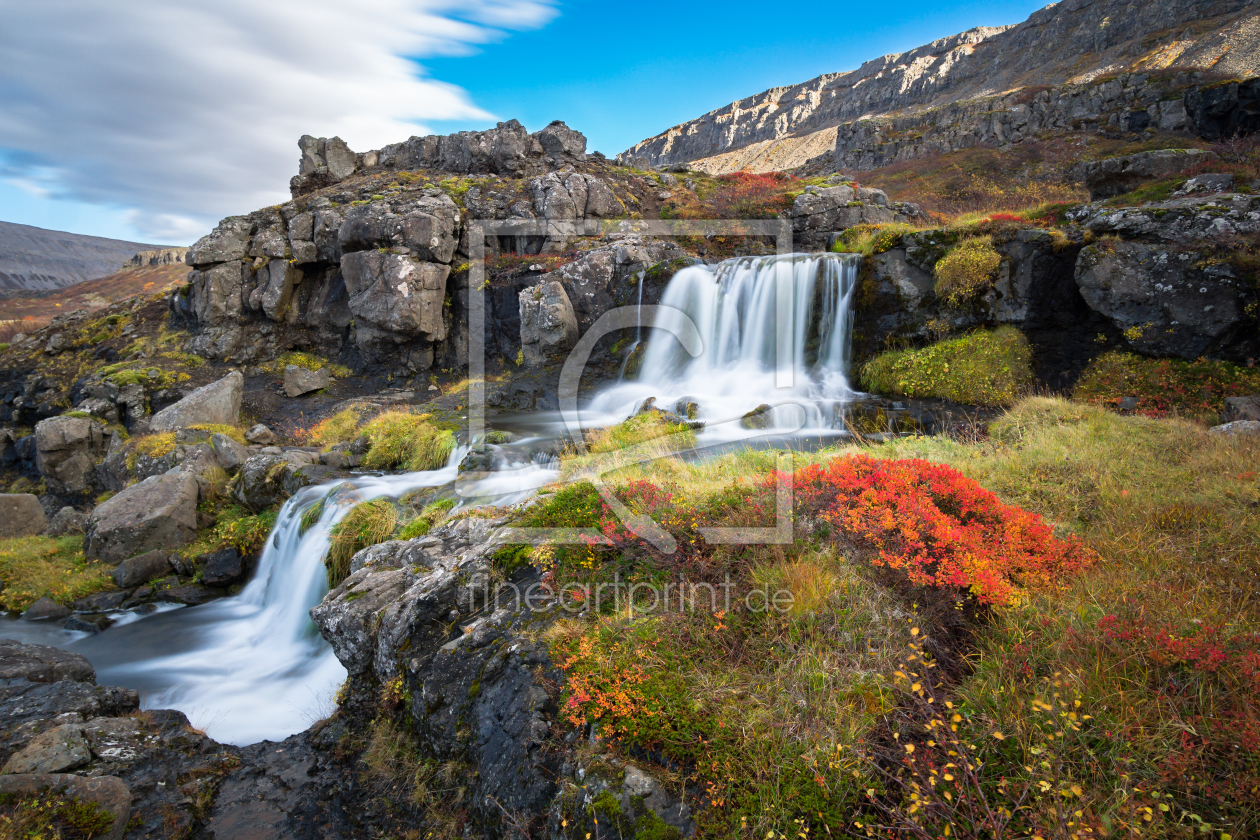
[[860, 326, 1033, 406], [0, 535, 113, 611], [933, 235, 1003, 305], [302, 407, 363, 450], [585, 412, 697, 455], [299, 496, 327, 536], [830, 222, 915, 256], [326, 498, 399, 586], [1073, 350, 1260, 423], [398, 498, 456, 540], [264, 351, 351, 378], [181, 504, 278, 561], [0, 789, 114, 840], [359, 411, 457, 472], [125, 432, 177, 471]]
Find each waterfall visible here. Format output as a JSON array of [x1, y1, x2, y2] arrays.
[[71, 445, 557, 746], [587, 252, 861, 436]]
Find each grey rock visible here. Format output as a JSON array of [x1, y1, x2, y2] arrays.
[[0, 639, 94, 683], [149, 371, 243, 432], [519, 281, 578, 366], [1211, 420, 1260, 435], [160, 584, 220, 605], [284, 365, 331, 398], [75, 397, 119, 424], [1076, 149, 1218, 200], [187, 216, 252, 266], [342, 251, 449, 345], [1222, 395, 1260, 423], [0, 494, 48, 538], [188, 261, 246, 326], [64, 615, 113, 634], [34, 415, 112, 494], [210, 432, 250, 474], [112, 550, 174, 588], [0, 775, 130, 840], [740, 404, 774, 429], [245, 424, 278, 445], [84, 472, 199, 564], [2, 724, 91, 774], [21, 598, 71, 622], [1176, 173, 1235, 196], [44, 506, 86, 536], [231, 452, 329, 509]]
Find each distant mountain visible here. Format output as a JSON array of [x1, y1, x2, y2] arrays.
[[621, 0, 1260, 173], [0, 220, 170, 291]]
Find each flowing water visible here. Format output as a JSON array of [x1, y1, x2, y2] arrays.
[[12, 252, 861, 746]]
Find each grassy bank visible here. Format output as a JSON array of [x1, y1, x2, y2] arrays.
[[522, 397, 1258, 839]]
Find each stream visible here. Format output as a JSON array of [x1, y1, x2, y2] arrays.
[[2, 252, 865, 746]]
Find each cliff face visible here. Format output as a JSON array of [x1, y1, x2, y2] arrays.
[[620, 0, 1260, 172], [0, 221, 165, 291]]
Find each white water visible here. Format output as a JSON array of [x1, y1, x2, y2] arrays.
[[587, 252, 861, 441], [72, 447, 558, 745]]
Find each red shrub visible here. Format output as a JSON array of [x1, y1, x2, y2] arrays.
[[791, 455, 1093, 605], [708, 172, 798, 219], [985, 212, 1025, 223]]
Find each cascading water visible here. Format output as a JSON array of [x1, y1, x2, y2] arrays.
[[588, 252, 861, 439], [70, 447, 558, 745]]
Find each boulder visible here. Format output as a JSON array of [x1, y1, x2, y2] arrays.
[[0, 494, 48, 537], [245, 424, 277, 445], [284, 365, 332, 398], [111, 550, 174, 588], [2, 725, 91, 774], [1222, 396, 1260, 423], [740, 404, 774, 430], [1211, 420, 1260, 435], [1175, 173, 1235, 196], [209, 432, 249, 474], [21, 597, 71, 622], [519, 281, 579, 366], [160, 584, 220, 605], [187, 216, 253, 267], [198, 547, 244, 587], [341, 251, 449, 344], [149, 371, 243, 432], [0, 775, 130, 840], [791, 185, 902, 250], [1074, 149, 1218, 200], [231, 452, 331, 509], [1075, 241, 1253, 359], [44, 506, 87, 537], [84, 472, 199, 564], [34, 416, 112, 494], [0, 639, 95, 683]]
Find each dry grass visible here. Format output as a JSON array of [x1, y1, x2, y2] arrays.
[[325, 498, 399, 586], [0, 535, 114, 611]]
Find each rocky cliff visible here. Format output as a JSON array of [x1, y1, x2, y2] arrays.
[[0, 221, 166, 291], [620, 0, 1260, 173]]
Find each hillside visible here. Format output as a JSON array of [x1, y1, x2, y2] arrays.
[[620, 0, 1260, 173], [0, 263, 189, 333], [0, 219, 168, 291]]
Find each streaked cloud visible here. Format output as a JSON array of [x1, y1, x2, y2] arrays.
[[0, 0, 558, 242]]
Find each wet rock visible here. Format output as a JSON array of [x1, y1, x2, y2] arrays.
[[84, 472, 199, 564], [44, 506, 86, 537], [519, 280, 579, 366], [231, 451, 329, 509], [0, 639, 94, 683], [0, 774, 130, 840], [71, 590, 131, 613], [111, 550, 175, 588], [21, 598, 71, 622], [2, 723, 91, 773], [210, 432, 249, 474], [199, 547, 244, 587], [0, 494, 47, 538], [284, 365, 331, 398], [160, 584, 220, 605], [245, 424, 277, 445], [34, 415, 112, 494], [149, 371, 244, 432], [1222, 396, 1260, 423], [740, 404, 774, 429], [64, 614, 113, 635]]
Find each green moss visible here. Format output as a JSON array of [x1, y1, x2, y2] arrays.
[[585, 412, 697, 455], [189, 424, 246, 445], [398, 498, 456, 540], [0, 790, 115, 839], [325, 498, 399, 586], [933, 235, 1003, 306], [860, 326, 1034, 407], [126, 432, 177, 471], [181, 505, 278, 560], [634, 809, 683, 840], [0, 535, 114, 612], [265, 351, 351, 378]]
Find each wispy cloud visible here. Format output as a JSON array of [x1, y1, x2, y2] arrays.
[[0, 0, 558, 243]]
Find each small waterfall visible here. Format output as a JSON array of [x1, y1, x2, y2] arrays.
[[588, 252, 861, 436], [616, 271, 646, 380]]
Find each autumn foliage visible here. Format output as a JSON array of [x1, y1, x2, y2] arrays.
[[791, 454, 1093, 605]]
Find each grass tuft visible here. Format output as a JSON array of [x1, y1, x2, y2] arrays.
[[360, 411, 457, 472], [325, 498, 399, 586]]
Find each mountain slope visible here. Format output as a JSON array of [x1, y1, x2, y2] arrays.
[[0, 220, 168, 291], [620, 0, 1260, 172]]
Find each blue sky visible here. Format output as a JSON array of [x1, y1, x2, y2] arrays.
[[0, 0, 1047, 245]]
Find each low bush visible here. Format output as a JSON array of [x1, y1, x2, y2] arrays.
[[325, 498, 398, 585], [860, 326, 1034, 406], [1072, 350, 1260, 422], [933, 235, 1003, 305], [0, 535, 113, 611], [831, 223, 915, 256]]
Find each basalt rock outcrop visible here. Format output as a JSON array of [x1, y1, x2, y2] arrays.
[[620, 0, 1260, 173]]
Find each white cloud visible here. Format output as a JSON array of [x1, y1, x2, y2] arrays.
[[0, 0, 558, 243]]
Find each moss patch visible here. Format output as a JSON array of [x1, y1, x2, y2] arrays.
[[0, 535, 114, 611], [860, 326, 1034, 407], [933, 235, 1002, 306]]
